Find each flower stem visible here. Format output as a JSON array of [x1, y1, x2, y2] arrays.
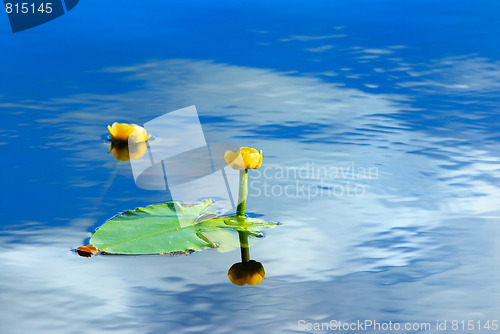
[[236, 169, 248, 217], [238, 231, 250, 263], [236, 169, 249, 262]]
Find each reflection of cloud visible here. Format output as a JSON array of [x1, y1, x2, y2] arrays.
[[0, 102, 59, 111], [40, 58, 408, 141], [303, 45, 334, 52], [0, 220, 242, 333], [360, 48, 394, 54], [280, 34, 346, 42], [319, 71, 338, 77], [398, 55, 500, 95], [345, 73, 367, 79], [349, 48, 394, 55], [356, 55, 380, 60], [247, 29, 269, 34], [2, 216, 497, 333], [0, 221, 134, 332], [388, 45, 407, 49]]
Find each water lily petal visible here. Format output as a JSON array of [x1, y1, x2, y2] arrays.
[[108, 122, 149, 142], [224, 147, 263, 170]]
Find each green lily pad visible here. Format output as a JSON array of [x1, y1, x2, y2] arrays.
[[90, 199, 278, 254]]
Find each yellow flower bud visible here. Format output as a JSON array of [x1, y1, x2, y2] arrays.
[[107, 122, 150, 143], [227, 260, 265, 286], [224, 147, 263, 170]]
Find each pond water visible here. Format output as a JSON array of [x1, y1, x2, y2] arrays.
[[1, 1, 500, 333]]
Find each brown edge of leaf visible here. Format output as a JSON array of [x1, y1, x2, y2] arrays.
[[74, 244, 101, 257]]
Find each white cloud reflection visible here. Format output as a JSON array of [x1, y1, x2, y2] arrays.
[[398, 55, 500, 95], [303, 45, 334, 52], [280, 34, 346, 42]]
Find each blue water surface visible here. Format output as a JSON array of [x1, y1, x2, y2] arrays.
[[1, 1, 500, 333]]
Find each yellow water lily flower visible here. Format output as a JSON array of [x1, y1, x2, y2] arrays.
[[107, 122, 150, 142], [224, 147, 263, 170], [227, 260, 265, 286]]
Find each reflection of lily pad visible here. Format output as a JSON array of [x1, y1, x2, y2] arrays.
[[90, 199, 278, 255]]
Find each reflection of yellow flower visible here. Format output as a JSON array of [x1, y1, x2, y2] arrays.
[[227, 260, 265, 286], [107, 122, 150, 142], [110, 141, 148, 161], [224, 147, 263, 170]]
